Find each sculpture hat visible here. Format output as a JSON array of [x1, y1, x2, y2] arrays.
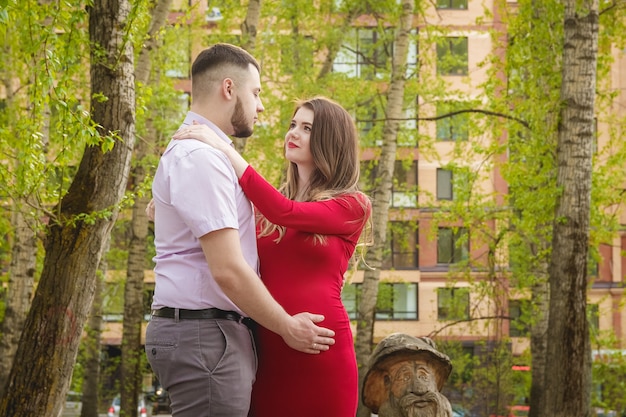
[[362, 333, 453, 413]]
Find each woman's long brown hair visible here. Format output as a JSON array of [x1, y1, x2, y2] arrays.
[[257, 96, 370, 244]]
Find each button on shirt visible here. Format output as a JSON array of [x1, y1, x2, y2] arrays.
[[151, 112, 258, 314]]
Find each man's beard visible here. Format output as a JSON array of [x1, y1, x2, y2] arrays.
[[231, 97, 253, 138]]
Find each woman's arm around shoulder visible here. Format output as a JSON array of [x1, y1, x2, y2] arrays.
[[172, 123, 249, 177]]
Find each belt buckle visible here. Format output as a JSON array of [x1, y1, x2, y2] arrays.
[[240, 316, 254, 330]]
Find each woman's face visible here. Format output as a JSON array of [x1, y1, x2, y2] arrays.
[[284, 107, 314, 169]]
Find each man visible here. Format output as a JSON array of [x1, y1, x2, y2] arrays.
[[145, 43, 335, 417]]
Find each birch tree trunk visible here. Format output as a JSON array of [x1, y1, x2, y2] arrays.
[[120, 1, 172, 416], [526, 3, 559, 414], [355, 1, 413, 416], [544, 1, 598, 416], [240, 0, 261, 53], [0, 204, 37, 396], [0, 27, 46, 395], [0, 0, 136, 414]]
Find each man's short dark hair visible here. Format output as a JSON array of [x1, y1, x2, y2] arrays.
[[191, 43, 260, 79]]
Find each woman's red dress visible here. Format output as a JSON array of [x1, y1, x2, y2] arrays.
[[239, 167, 370, 417]]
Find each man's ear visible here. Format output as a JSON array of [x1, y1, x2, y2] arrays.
[[222, 78, 235, 99]]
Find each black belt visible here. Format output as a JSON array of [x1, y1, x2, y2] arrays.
[[151, 307, 255, 330]]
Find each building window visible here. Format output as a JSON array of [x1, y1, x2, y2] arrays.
[[385, 221, 418, 269], [392, 160, 418, 208], [437, 0, 468, 9], [437, 169, 453, 200], [360, 100, 419, 147], [437, 227, 468, 264], [406, 29, 420, 78], [342, 282, 418, 320], [436, 102, 469, 141], [437, 166, 471, 201], [437, 287, 469, 320], [509, 299, 531, 337], [436, 37, 468, 76], [377, 283, 419, 319], [398, 98, 419, 147], [333, 28, 391, 79], [360, 160, 418, 208], [334, 28, 418, 79]]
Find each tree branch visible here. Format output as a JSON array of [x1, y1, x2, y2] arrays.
[[360, 108, 530, 129]]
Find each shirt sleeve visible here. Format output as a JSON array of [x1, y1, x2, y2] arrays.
[[169, 145, 239, 238], [238, 165, 370, 236]]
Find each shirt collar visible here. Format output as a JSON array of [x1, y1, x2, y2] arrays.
[[182, 111, 233, 147]]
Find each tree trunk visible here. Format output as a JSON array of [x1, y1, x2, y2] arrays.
[[121, 193, 147, 417], [508, 3, 561, 415], [544, 1, 598, 416], [0, 204, 37, 396], [80, 241, 108, 417], [233, 0, 261, 154], [0, 0, 135, 415], [0, 49, 48, 396], [240, 0, 261, 53], [120, 1, 172, 415], [355, 1, 413, 416], [528, 266, 549, 417]]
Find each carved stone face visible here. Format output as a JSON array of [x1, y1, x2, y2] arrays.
[[378, 359, 452, 417]]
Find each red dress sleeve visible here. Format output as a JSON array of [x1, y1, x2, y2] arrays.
[[239, 165, 370, 236]]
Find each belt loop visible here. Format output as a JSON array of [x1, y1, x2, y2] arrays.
[[174, 308, 180, 323]]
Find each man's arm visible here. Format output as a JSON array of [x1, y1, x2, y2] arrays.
[[199, 227, 335, 354]]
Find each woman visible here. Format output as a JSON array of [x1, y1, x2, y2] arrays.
[[173, 96, 371, 417]]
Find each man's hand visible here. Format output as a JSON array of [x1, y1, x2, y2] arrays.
[[281, 313, 336, 354]]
